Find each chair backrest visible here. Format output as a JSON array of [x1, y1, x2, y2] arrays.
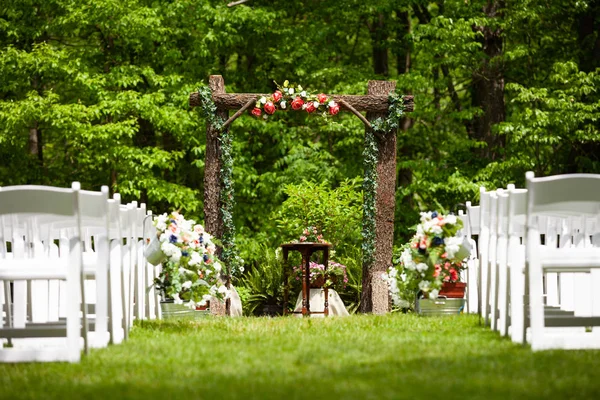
[[526, 172, 600, 217], [466, 201, 481, 236]]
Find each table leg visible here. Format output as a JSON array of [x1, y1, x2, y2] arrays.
[[323, 248, 329, 317], [283, 248, 289, 316], [302, 250, 310, 316]]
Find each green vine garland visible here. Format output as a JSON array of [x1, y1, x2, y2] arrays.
[[362, 90, 406, 270], [196, 86, 241, 279]]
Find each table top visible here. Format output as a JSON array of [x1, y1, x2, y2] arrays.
[[280, 242, 333, 250]]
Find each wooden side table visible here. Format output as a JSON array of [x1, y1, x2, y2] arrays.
[[281, 242, 333, 317]]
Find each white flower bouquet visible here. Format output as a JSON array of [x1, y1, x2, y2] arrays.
[[148, 211, 229, 309], [382, 211, 470, 307]]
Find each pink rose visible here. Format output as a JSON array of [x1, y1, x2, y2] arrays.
[[449, 268, 458, 281], [272, 91, 283, 102], [291, 97, 304, 110], [329, 102, 340, 115], [305, 102, 316, 113], [317, 93, 328, 103], [251, 107, 262, 117], [264, 101, 276, 115]]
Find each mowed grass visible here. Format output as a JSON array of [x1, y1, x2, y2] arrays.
[[2, 314, 600, 400]]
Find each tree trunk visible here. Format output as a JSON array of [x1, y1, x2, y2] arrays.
[[469, 0, 506, 160], [204, 75, 228, 241], [360, 80, 397, 314], [577, 0, 600, 73], [369, 13, 389, 76]]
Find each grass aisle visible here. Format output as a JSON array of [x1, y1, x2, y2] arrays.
[[2, 314, 600, 399]]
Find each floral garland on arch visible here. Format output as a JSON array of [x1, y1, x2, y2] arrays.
[[250, 80, 340, 119]]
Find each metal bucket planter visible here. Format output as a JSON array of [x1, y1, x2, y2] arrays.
[[416, 296, 465, 316], [160, 300, 210, 319], [144, 236, 166, 266]]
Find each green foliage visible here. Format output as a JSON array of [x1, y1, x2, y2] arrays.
[[275, 179, 363, 254], [238, 244, 285, 316], [1, 0, 599, 283]]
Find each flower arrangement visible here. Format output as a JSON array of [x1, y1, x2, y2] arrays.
[[382, 211, 470, 305], [151, 211, 230, 309], [296, 226, 328, 244], [292, 261, 348, 290], [250, 80, 340, 119]]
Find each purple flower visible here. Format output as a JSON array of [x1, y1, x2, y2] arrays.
[[169, 234, 178, 244]]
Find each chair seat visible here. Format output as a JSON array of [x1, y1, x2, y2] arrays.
[[0, 261, 68, 280]]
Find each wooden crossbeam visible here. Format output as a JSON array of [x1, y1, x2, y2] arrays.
[[190, 92, 414, 114]]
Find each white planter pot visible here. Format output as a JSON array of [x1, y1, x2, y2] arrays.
[[144, 236, 166, 266]]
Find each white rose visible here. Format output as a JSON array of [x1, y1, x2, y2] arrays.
[[260, 96, 267, 104], [445, 215, 457, 225], [300, 90, 307, 97], [288, 88, 294, 94], [173, 293, 183, 305], [182, 281, 192, 289], [280, 101, 287, 109], [213, 261, 222, 272]]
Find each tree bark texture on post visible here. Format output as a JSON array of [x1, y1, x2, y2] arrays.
[[360, 80, 397, 314], [204, 75, 228, 240]]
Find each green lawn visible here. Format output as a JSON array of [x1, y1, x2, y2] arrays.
[[2, 314, 600, 400]]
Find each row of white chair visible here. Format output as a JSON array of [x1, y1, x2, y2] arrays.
[[0, 182, 161, 362], [460, 172, 600, 350]]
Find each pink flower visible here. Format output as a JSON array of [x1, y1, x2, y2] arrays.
[[251, 107, 261, 117], [305, 102, 316, 113], [264, 101, 276, 115], [272, 90, 283, 102], [433, 264, 442, 278], [441, 252, 448, 259], [317, 93, 328, 103], [449, 268, 458, 281], [291, 97, 304, 110], [300, 235, 307, 242]]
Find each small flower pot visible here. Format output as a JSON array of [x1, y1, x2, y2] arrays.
[[144, 236, 166, 266], [310, 276, 326, 288], [439, 282, 466, 298]]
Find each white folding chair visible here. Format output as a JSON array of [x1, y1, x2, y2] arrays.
[[478, 188, 492, 321], [525, 172, 600, 350], [484, 190, 498, 327], [494, 188, 509, 334], [465, 201, 480, 314], [0, 183, 84, 363]]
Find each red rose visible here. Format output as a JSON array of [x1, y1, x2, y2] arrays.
[[264, 101, 276, 115], [291, 97, 304, 110], [305, 101, 316, 113], [272, 91, 283, 102], [251, 107, 261, 117], [317, 93, 328, 104], [329, 102, 340, 115]]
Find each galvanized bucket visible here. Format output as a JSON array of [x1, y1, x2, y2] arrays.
[[160, 301, 210, 319], [416, 296, 465, 316], [144, 236, 167, 266]]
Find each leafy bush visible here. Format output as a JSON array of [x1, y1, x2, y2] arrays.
[[275, 178, 362, 256]]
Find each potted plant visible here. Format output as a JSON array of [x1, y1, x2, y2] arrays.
[[292, 261, 348, 290], [147, 211, 230, 317], [382, 211, 470, 315]]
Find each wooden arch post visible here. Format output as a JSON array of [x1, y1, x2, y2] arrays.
[[190, 76, 414, 315]]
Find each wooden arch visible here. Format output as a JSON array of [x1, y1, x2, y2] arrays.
[[189, 75, 414, 314]]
